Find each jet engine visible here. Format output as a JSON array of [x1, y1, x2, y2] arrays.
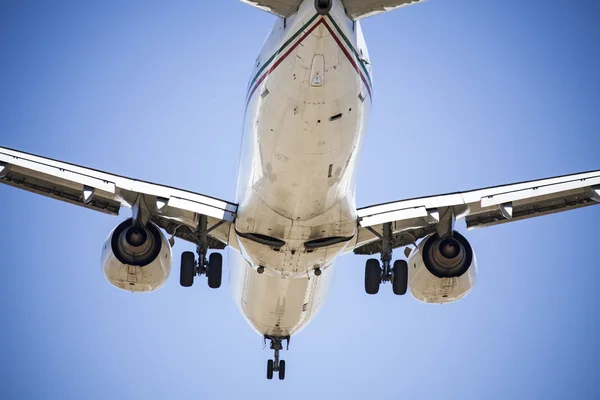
[[407, 231, 477, 304], [101, 218, 172, 292]]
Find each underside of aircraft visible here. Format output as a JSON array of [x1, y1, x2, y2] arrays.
[[1, 0, 599, 381]]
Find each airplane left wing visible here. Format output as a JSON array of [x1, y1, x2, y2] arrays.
[[0, 146, 238, 249], [354, 170, 600, 255]]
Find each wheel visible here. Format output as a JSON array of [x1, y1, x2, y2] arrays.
[[278, 360, 286, 380], [392, 260, 408, 295], [267, 359, 274, 380], [180, 251, 195, 287], [207, 253, 222, 289], [365, 259, 381, 295]]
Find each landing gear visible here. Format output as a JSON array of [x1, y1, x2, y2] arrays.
[[392, 260, 408, 295], [364, 222, 409, 296], [265, 336, 289, 380], [179, 214, 222, 289], [365, 259, 381, 294], [278, 360, 286, 380], [180, 251, 195, 287], [207, 253, 223, 289]]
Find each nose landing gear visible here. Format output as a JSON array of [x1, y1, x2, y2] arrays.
[[265, 336, 289, 380]]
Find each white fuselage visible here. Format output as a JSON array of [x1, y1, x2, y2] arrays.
[[229, 0, 372, 338]]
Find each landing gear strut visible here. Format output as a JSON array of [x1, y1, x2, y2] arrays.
[[180, 214, 222, 288], [265, 336, 289, 380], [364, 222, 408, 296]]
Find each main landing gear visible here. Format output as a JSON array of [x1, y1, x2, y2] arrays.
[[180, 214, 222, 288], [265, 336, 289, 380], [365, 222, 408, 296]]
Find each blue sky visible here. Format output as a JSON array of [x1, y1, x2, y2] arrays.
[[0, 0, 599, 398]]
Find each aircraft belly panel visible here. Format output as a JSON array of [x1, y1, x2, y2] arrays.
[[253, 32, 365, 221], [230, 249, 335, 337]]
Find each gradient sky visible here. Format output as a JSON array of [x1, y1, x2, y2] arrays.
[[0, 1, 599, 399]]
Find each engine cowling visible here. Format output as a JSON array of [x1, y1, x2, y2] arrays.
[[101, 218, 172, 292], [407, 231, 477, 304]]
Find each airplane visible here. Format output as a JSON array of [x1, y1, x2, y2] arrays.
[[1, 0, 599, 381]]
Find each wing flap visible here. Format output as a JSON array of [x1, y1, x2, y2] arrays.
[[0, 161, 121, 215], [466, 187, 600, 229]]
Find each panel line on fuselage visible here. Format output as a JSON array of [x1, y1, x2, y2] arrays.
[[246, 13, 320, 95], [324, 14, 373, 89], [246, 14, 373, 106], [321, 16, 372, 100]]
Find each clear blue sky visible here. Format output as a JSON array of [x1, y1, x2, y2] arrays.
[[1, 0, 599, 398]]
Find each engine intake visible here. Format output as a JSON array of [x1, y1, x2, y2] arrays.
[[422, 232, 473, 278], [408, 231, 477, 304], [111, 218, 163, 266], [102, 219, 172, 292]]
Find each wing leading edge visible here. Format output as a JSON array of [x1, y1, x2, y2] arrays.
[[0, 146, 238, 248], [354, 170, 600, 255]]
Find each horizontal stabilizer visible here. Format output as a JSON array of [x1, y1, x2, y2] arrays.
[[239, 0, 426, 19], [239, 0, 303, 18], [343, 0, 426, 20]]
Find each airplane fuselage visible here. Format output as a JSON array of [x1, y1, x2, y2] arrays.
[[229, 0, 372, 338]]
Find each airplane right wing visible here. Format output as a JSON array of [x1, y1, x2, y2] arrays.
[[354, 170, 600, 255]]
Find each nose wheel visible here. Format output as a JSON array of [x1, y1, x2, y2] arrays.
[[265, 336, 289, 380], [364, 222, 408, 296]]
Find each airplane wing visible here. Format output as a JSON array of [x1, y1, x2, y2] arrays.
[[0, 146, 238, 249], [354, 170, 600, 255], [239, 0, 425, 19]]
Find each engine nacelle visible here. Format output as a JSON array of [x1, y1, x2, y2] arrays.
[[101, 219, 172, 292], [408, 231, 477, 304]]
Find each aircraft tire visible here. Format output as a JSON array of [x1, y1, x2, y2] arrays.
[[278, 360, 286, 380], [392, 260, 408, 295], [267, 359, 274, 380], [180, 251, 195, 287], [207, 253, 223, 289], [365, 259, 381, 295]]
